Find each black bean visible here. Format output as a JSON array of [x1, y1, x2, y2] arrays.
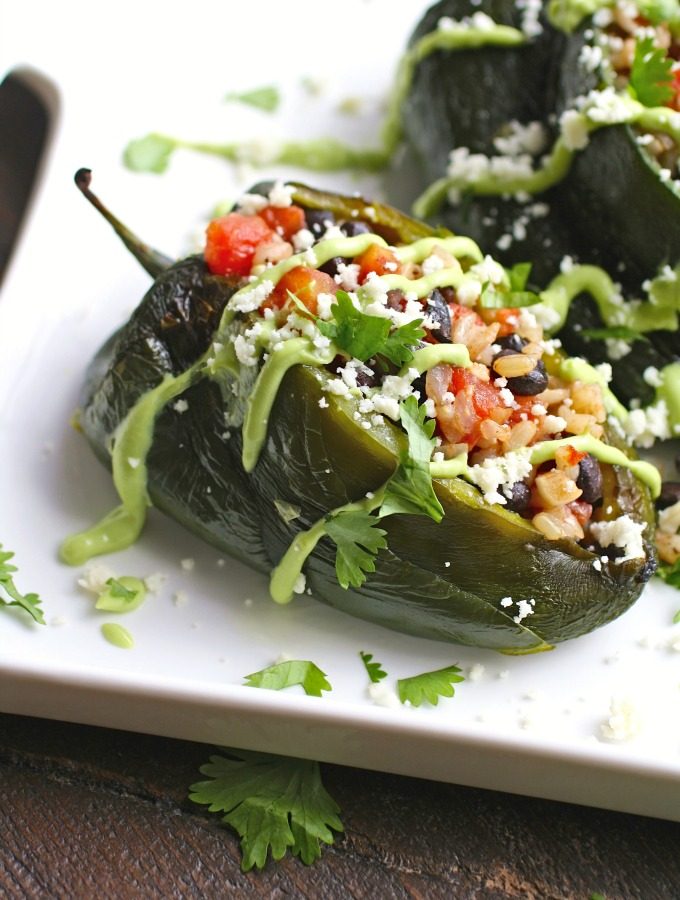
[[410, 372, 427, 400], [496, 333, 527, 353], [319, 257, 344, 278], [305, 209, 335, 238], [576, 454, 603, 505], [507, 359, 548, 396], [340, 220, 371, 237], [355, 368, 379, 389], [425, 289, 451, 342], [656, 481, 680, 510], [386, 289, 405, 311], [505, 481, 531, 513]]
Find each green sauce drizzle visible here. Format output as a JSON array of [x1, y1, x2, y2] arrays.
[[242, 339, 335, 472], [61, 362, 203, 566], [101, 622, 135, 649], [414, 96, 680, 219]]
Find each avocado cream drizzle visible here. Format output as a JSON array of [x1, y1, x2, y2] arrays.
[[414, 95, 680, 219], [270, 432, 661, 605], [62, 229, 667, 575]]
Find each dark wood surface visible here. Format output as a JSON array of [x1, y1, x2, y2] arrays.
[[1, 712, 679, 899]]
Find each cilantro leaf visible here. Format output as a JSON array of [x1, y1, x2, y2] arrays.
[[629, 37, 674, 108], [317, 291, 424, 366], [224, 85, 281, 113], [508, 262, 532, 292], [123, 133, 177, 173], [658, 559, 680, 590], [0, 546, 45, 625], [397, 664, 465, 707], [245, 660, 332, 697], [381, 318, 428, 367], [325, 509, 387, 589], [106, 577, 137, 600], [189, 750, 343, 870], [359, 651, 388, 683], [380, 396, 444, 522], [581, 325, 648, 343], [480, 284, 540, 309]]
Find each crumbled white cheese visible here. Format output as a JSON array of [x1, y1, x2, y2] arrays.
[[292, 228, 315, 252], [513, 598, 536, 624], [471, 254, 505, 285], [643, 366, 663, 388], [236, 192, 268, 215], [334, 262, 360, 292], [468, 663, 486, 682], [318, 396, 329, 409], [173, 590, 189, 607], [233, 334, 258, 367], [173, 399, 189, 414], [77, 563, 116, 594], [590, 515, 645, 562], [231, 279, 274, 314], [180, 557, 195, 572], [493, 120, 547, 157], [599, 696, 642, 742], [457, 278, 483, 306], [560, 109, 590, 150], [144, 572, 167, 594], [468, 448, 533, 506], [421, 253, 446, 276], [367, 681, 401, 709], [293, 573, 306, 594], [624, 400, 670, 448], [268, 181, 294, 207], [605, 337, 632, 360], [127, 457, 141, 469], [658, 501, 680, 536]]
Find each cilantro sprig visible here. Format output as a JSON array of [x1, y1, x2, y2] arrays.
[[316, 290, 425, 367], [581, 325, 648, 343], [397, 664, 465, 707], [245, 660, 332, 696], [359, 651, 388, 683], [629, 37, 674, 108], [224, 85, 281, 113], [324, 395, 443, 590], [189, 749, 343, 870], [480, 263, 540, 309], [0, 546, 45, 624]]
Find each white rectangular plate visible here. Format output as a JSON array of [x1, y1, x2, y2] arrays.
[[3, 0, 680, 821]]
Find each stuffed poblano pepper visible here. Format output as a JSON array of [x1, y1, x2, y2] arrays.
[[399, 0, 680, 283], [62, 174, 660, 653]]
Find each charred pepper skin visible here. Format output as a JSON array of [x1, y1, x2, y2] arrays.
[[76, 181, 657, 652]]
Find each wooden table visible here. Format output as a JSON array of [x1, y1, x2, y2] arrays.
[[1, 712, 679, 898]]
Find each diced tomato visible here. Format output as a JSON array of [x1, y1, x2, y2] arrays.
[[561, 445, 587, 467], [265, 266, 337, 316], [354, 244, 400, 283], [449, 303, 484, 327], [204, 213, 274, 277], [568, 499, 593, 527], [479, 307, 520, 336], [449, 367, 500, 417], [668, 68, 680, 112], [258, 204, 306, 241]]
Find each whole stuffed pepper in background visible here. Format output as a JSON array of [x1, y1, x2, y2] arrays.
[[395, 0, 680, 409], [61, 173, 659, 653]]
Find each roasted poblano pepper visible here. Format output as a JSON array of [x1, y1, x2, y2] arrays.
[[66, 176, 657, 653]]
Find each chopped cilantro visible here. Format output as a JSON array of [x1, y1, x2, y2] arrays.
[[508, 261, 532, 292], [480, 284, 540, 309], [189, 749, 343, 870], [224, 85, 281, 113], [325, 510, 387, 589], [316, 290, 425, 366], [629, 37, 674, 108], [581, 325, 648, 343], [324, 397, 443, 590], [380, 396, 444, 522], [245, 660, 332, 697], [658, 559, 680, 591], [123, 133, 176, 173], [359, 651, 388, 683], [96, 576, 146, 613], [0, 546, 45, 625], [397, 664, 465, 707]]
